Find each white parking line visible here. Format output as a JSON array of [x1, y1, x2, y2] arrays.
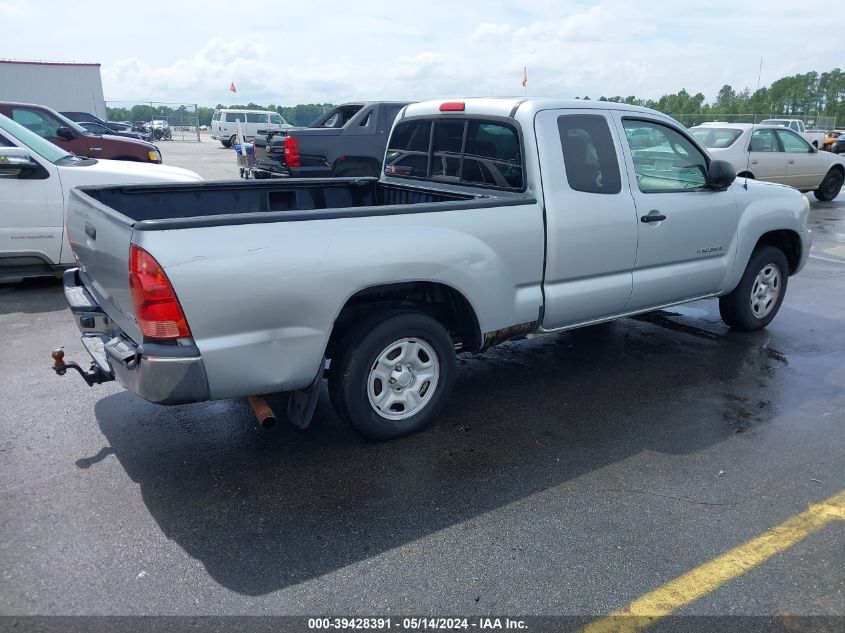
[[809, 254, 845, 265]]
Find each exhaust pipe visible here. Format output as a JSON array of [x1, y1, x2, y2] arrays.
[[247, 395, 277, 430]]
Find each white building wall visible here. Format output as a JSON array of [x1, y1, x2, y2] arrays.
[[0, 61, 106, 119]]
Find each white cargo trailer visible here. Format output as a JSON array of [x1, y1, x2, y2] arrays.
[[0, 59, 106, 119]]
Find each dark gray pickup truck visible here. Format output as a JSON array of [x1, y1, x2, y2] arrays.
[[252, 101, 409, 178]]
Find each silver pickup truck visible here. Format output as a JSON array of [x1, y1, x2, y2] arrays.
[[55, 98, 811, 441]]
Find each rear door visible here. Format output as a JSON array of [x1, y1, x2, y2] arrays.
[[613, 114, 739, 310], [748, 128, 787, 182], [775, 128, 825, 189], [535, 109, 638, 328]]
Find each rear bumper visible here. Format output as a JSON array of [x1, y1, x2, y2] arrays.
[[63, 268, 210, 405]]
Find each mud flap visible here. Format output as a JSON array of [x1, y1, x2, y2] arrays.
[[264, 362, 325, 430]]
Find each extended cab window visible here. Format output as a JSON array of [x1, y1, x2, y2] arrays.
[[246, 113, 268, 123], [557, 114, 621, 194], [385, 117, 523, 190], [622, 119, 707, 192]]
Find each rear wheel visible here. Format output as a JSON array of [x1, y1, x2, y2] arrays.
[[328, 311, 457, 441], [229, 134, 239, 148], [719, 245, 788, 331], [814, 168, 844, 202], [221, 139, 231, 148]]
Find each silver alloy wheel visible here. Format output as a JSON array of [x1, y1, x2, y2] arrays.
[[367, 337, 440, 421], [750, 262, 782, 318]]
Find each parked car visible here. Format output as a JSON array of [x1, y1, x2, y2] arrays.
[[0, 113, 202, 281], [55, 97, 812, 441], [759, 119, 825, 149], [252, 101, 410, 177], [77, 120, 147, 141], [822, 130, 842, 152], [0, 102, 163, 163], [837, 134, 845, 155], [60, 111, 133, 133], [211, 109, 290, 147], [690, 123, 844, 201]]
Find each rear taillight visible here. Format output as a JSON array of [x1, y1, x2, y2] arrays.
[[128, 244, 191, 340], [284, 136, 301, 167]]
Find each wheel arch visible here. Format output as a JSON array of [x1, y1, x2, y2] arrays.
[[753, 229, 803, 275], [325, 281, 483, 360]]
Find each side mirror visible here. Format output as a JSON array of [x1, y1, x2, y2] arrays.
[[809, 145, 817, 153], [56, 126, 76, 140], [707, 159, 736, 190], [0, 147, 40, 178]]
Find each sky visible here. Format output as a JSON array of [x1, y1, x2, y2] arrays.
[[0, 0, 840, 107]]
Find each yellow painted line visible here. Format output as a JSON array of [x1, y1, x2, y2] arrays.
[[580, 489, 845, 633]]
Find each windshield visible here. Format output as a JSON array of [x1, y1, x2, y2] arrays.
[[0, 113, 74, 163], [690, 127, 743, 148]]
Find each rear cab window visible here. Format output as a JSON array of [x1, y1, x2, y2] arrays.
[[385, 116, 523, 190]]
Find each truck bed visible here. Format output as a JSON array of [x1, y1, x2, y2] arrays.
[[77, 179, 516, 231]]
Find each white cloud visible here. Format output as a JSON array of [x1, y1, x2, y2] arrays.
[[471, 23, 512, 42]]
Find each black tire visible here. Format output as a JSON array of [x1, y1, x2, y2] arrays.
[[328, 310, 457, 441], [229, 135, 239, 148], [719, 245, 789, 332], [814, 168, 844, 202], [221, 140, 231, 148]]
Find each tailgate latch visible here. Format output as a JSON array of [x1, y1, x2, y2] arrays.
[[51, 349, 113, 387]]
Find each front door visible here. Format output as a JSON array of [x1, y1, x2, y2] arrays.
[[612, 115, 739, 311], [775, 128, 825, 189], [535, 109, 638, 328], [0, 134, 65, 269]]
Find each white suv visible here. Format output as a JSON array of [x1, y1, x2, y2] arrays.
[[211, 109, 290, 147]]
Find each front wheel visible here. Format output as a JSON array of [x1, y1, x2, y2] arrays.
[[719, 245, 788, 331], [814, 168, 844, 202], [328, 311, 457, 441]]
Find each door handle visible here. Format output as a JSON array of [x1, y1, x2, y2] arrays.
[[788, 159, 795, 164], [640, 211, 666, 223]]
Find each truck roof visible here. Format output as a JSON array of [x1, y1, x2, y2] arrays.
[[402, 97, 666, 120]]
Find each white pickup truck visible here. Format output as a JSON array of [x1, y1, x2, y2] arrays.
[[760, 119, 826, 149], [0, 113, 202, 281], [55, 98, 811, 441]]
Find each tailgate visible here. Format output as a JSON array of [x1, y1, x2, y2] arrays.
[[66, 188, 142, 343]]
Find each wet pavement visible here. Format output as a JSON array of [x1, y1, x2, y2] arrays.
[[0, 194, 843, 616]]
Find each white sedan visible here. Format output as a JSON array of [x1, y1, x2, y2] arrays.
[[690, 123, 844, 201]]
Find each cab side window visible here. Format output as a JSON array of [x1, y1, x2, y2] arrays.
[[11, 108, 63, 138], [557, 114, 621, 194], [775, 129, 812, 153], [622, 119, 707, 192], [246, 113, 268, 124]]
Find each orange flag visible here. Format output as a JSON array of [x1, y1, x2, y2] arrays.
[[229, 82, 237, 93], [521, 67, 527, 88]]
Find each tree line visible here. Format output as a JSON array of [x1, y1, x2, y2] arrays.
[[107, 68, 844, 128]]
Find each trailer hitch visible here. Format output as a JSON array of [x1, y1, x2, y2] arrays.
[[51, 348, 112, 387]]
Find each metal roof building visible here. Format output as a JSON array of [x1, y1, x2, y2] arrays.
[[0, 59, 106, 118]]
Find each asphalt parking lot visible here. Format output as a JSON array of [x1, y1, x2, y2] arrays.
[[1, 147, 843, 623]]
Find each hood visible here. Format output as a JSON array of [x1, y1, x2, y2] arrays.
[[58, 158, 203, 185]]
